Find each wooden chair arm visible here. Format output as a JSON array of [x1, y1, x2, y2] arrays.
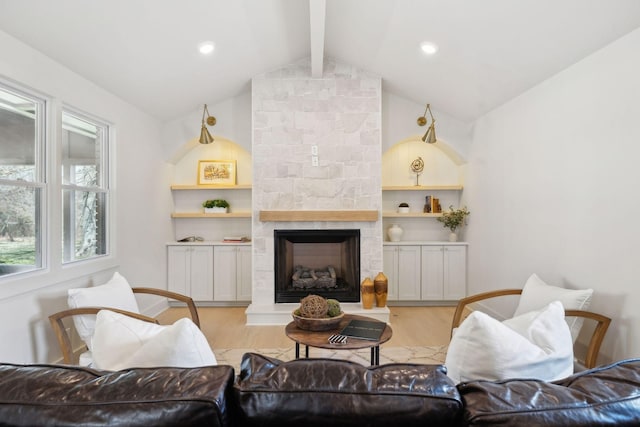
[[132, 287, 200, 328], [565, 309, 611, 369], [451, 289, 523, 334], [49, 307, 158, 365]]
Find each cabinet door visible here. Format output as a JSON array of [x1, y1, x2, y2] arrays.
[[383, 246, 399, 301], [421, 246, 444, 300], [213, 246, 237, 301], [443, 245, 466, 300], [397, 246, 421, 300], [236, 246, 252, 301], [189, 246, 214, 301], [167, 246, 190, 296]]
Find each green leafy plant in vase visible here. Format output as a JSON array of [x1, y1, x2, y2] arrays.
[[203, 199, 230, 213], [437, 205, 470, 242]]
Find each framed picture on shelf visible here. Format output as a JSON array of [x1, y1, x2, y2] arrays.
[[197, 160, 236, 185]]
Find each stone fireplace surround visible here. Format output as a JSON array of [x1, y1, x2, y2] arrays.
[[245, 58, 389, 325]]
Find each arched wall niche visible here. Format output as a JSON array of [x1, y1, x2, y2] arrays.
[[170, 136, 252, 185], [382, 136, 467, 187]]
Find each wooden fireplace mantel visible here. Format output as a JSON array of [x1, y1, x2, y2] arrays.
[[259, 210, 379, 222]]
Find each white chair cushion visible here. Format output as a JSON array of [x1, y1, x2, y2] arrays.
[[445, 301, 574, 384], [514, 273, 593, 342], [67, 272, 140, 351], [91, 310, 217, 371]]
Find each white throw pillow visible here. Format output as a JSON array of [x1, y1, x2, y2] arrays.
[[67, 272, 141, 351], [445, 301, 573, 384], [91, 310, 217, 371], [514, 274, 593, 342]]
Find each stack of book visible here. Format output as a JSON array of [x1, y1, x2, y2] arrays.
[[424, 196, 442, 213], [222, 236, 251, 243]]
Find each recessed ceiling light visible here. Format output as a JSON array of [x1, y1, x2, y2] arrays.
[[420, 42, 438, 55], [198, 41, 215, 55]]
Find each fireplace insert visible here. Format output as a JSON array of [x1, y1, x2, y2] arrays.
[[274, 229, 360, 303]]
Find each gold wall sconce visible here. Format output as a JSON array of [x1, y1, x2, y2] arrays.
[[417, 103, 437, 144], [199, 104, 216, 144]]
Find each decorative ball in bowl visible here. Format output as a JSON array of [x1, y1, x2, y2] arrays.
[[292, 311, 344, 331]]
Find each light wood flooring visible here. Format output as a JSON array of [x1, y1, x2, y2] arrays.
[[157, 306, 456, 349]]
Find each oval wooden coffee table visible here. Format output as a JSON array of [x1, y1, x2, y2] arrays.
[[285, 314, 393, 365]]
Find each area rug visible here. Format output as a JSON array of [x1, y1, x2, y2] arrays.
[[215, 345, 448, 373]]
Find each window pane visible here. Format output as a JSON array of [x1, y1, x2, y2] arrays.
[[0, 184, 41, 275], [0, 89, 37, 182], [62, 189, 106, 262], [61, 113, 102, 187]]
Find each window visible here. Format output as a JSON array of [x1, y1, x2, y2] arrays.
[[0, 84, 45, 277], [61, 110, 109, 263]]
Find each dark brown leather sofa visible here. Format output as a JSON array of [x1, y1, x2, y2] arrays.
[[0, 363, 235, 426], [1, 354, 640, 426]]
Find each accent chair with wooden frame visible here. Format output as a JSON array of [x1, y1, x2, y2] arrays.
[[451, 289, 611, 369], [50, 287, 201, 365]]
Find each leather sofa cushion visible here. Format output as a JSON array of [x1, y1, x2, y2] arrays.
[[233, 352, 463, 427], [0, 363, 235, 427], [459, 358, 640, 426]]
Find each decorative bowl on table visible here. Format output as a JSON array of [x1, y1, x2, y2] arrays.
[[292, 311, 344, 331]]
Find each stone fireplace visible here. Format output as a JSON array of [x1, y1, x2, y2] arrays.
[[274, 229, 360, 303], [246, 57, 388, 324]]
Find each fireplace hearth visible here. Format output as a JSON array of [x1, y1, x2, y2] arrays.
[[274, 229, 360, 303]]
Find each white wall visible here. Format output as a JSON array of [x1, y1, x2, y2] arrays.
[[465, 28, 640, 362], [0, 30, 172, 363]]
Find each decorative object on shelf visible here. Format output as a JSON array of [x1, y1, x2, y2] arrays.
[[417, 103, 437, 144], [398, 202, 410, 214], [373, 272, 388, 307], [410, 156, 424, 185], [437, 205, 470, 242], [198, 104, 216, 144], [292, 294, 344, 331], [424, 195, 442, 213], [203, 199, 229, 213], [197, 159, 236, 185], [424, 195, 431, 213], [387, 223, 403, 242], [361, 277, 374, 309]]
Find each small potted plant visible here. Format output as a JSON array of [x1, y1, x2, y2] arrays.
[[397, 202, 410, 214], [203, 199, 230, 213], [437, 205, 470, 242]]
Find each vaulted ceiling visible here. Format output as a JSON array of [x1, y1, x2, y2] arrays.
[[1, 0, 639, 122]]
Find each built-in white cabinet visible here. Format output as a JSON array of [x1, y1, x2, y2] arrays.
[[383, 242, 467, 304], [383, 245, 422, 301], [213, 245, 252, 302], [421, 245, 466, 300], [168, 243, 251, 304], [167, 245, 214, 301]]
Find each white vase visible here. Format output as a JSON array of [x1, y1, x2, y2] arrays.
[[388, 224, 403, 242], [449, 231, 458, 242]]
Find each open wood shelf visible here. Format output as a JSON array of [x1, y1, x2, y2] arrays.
[[171, 212, 252, 218], [382, 185, 463, 191], [383, 212, 444, 218], [171, 184, 252, 190], [259, 210, 378, 222]]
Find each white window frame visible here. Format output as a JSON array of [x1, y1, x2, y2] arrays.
[[61, 107, 110, 265], [0, 77, 116, 298], [0, 81, 47, 278]]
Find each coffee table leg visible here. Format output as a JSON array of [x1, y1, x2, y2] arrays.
[[305, 345, 309, 358], [295, 342, 300, 359], [370, 346, 380, 365]]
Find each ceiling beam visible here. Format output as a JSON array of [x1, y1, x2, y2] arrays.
[[309, 0, 326, 78]]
